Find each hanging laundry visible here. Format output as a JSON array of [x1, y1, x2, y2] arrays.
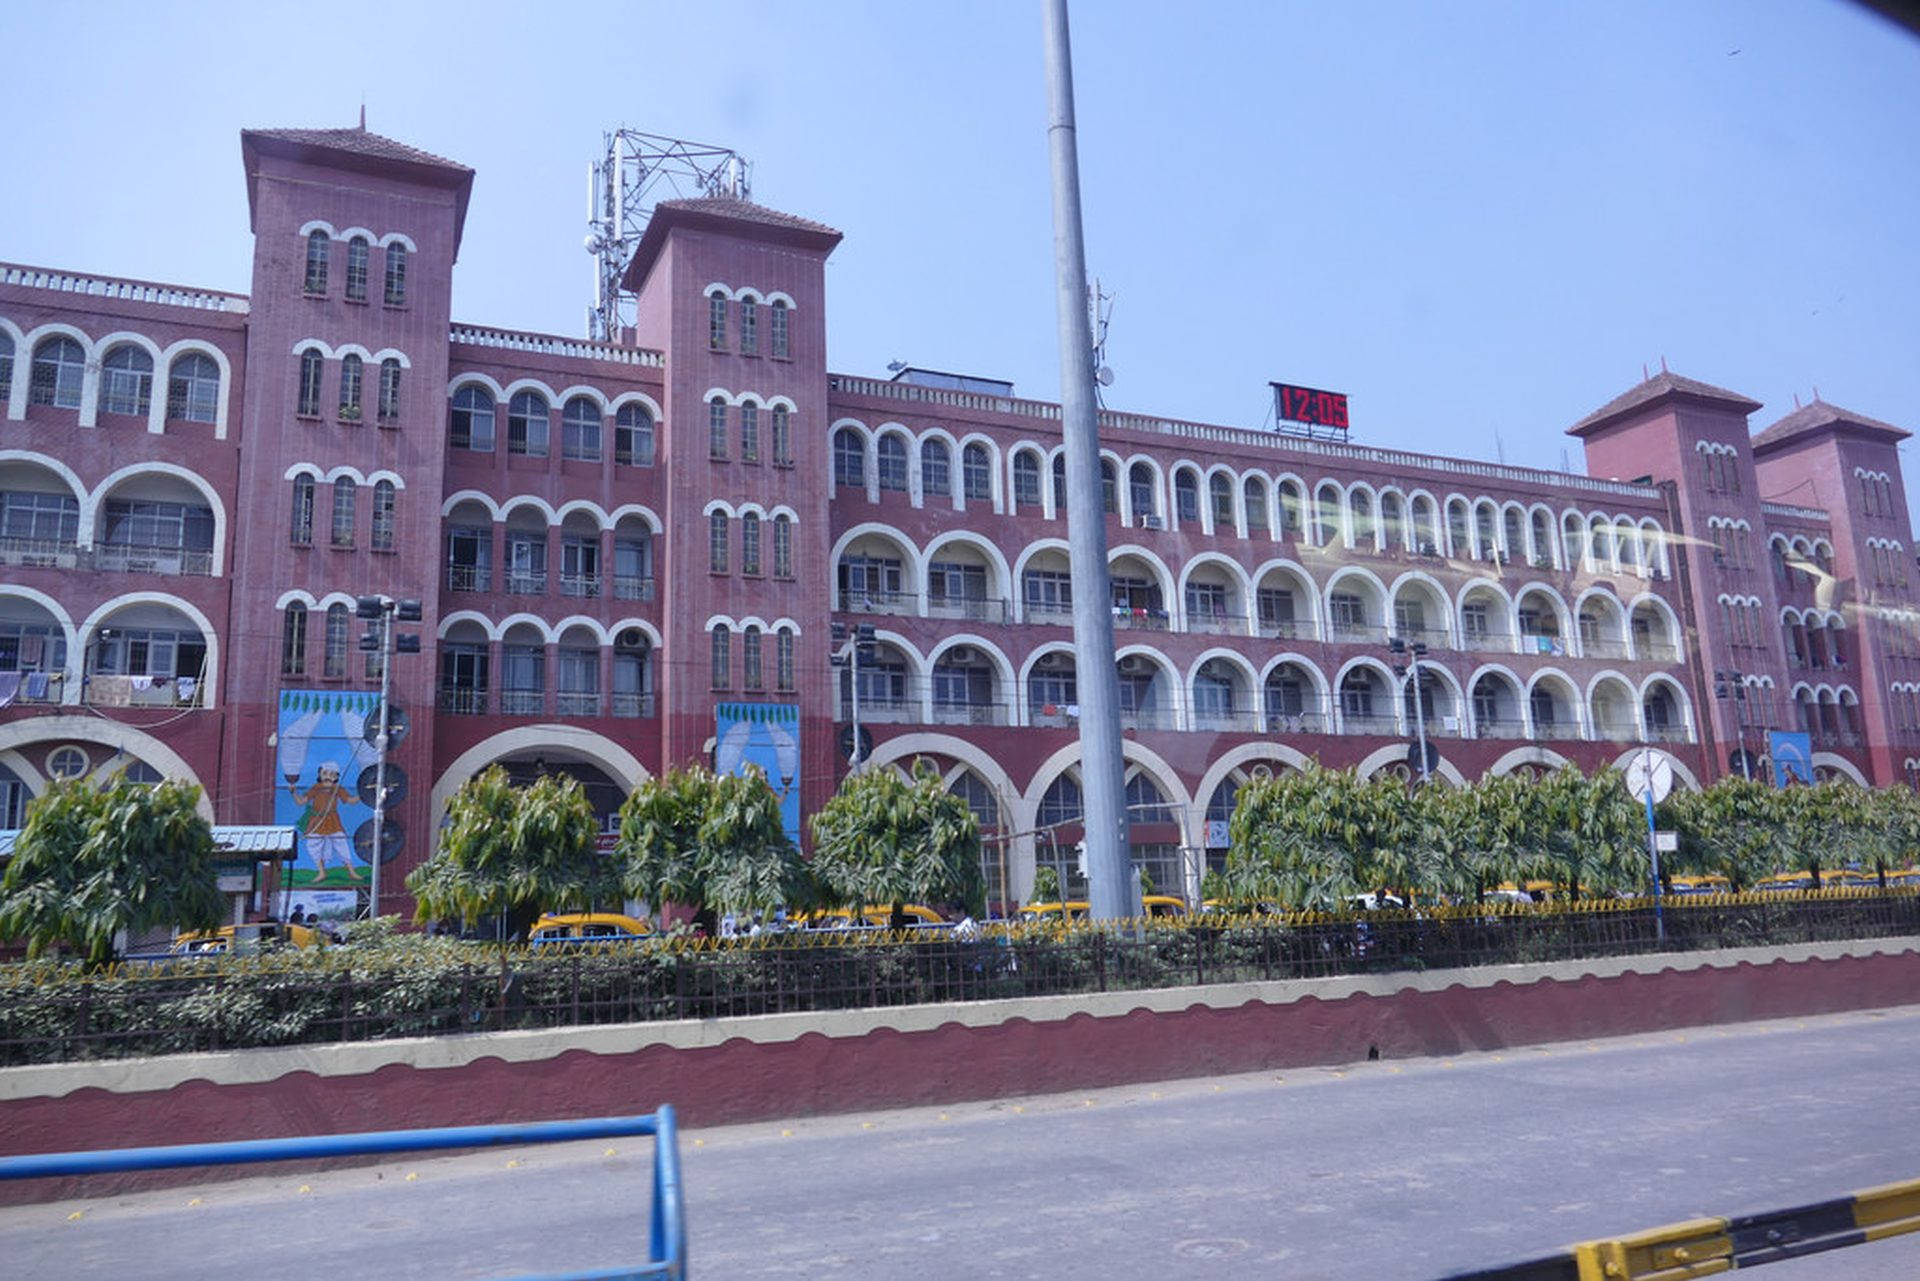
[[23, 671, 50, 700], [89, 675, 134, 707], [19, 635, 44, 665], [0, 672, 19, 707]]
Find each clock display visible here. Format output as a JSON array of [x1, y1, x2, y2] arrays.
[[1271, 382, 1350, 430]]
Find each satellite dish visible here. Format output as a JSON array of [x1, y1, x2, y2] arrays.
[[352, 819, 405, 864], [361, 704, 410, 748], [356, 764, 409, 809], [1096, 366, 1115, 387]]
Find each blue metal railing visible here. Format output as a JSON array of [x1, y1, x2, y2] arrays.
[[0, 1108, 686, 1280]]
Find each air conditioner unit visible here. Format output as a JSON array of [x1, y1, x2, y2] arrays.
[[1035, 652, 1067, 670], [617, 627, 649, 649], [1140, 515, 1164, 530], [1117, 655, 1152, 676], [944, 645, 976, 665]]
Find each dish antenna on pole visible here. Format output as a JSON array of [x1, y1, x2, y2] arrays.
[[585, 129, 753, 341]]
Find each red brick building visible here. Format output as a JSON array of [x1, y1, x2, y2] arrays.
[[1, 125, 1911, 913]]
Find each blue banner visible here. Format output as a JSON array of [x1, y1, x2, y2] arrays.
[[715, 703, 802, 846], [1769, 730, 1814, 787]]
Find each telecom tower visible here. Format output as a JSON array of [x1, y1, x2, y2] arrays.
[[584, 129, 752, 341]]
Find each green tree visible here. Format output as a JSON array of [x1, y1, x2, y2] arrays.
[[1659, 778, 1786, 890], [406, 766, 613, 933], [0, 773, 224, 966], [1029, 864, 1062, 905], [1224, 765, 1411, 908], [1408, 773, 1533, 902], [618, 764, 806, 926], [810, 762, 984, 927]]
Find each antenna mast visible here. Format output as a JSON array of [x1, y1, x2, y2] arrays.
[[585, 129, 753, 341]]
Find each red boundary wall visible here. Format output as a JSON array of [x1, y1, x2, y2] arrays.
[[5, 947, 1918, 1203]]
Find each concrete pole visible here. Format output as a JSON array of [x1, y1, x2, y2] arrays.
[[370, 602, 393, 918], [1043, 0, 1130, 921]]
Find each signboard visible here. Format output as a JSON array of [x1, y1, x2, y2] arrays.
[[1204, 819, 1231, 850], [715, 703, 802, 846], [275, 690, 384, 890], [1770, 731, 1814, 787], [1623, 752, 1674, 806], [1270, 381, 1350, 432]]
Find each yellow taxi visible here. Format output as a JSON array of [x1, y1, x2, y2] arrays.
[[795, 904, 949, 930], [1668, 874, 1733, 896], [528, 912, 655, 947], [173, 921, 324, 954]]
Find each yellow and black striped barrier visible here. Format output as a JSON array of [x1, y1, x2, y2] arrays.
[[1437, 1176, 1920, 1279]]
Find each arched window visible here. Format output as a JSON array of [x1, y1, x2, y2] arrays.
[[1013, 452, 1043, 509], [281, 602, 307, 676], [923, 438, 952, 497], [877, 434, 909, 491], [1245, 477, 1270, 532], [615, 403, 654, 465], [1530, 511, 1553, 565], [377, 358, 401, 422], [383, 242, 408, 306], [323, 603, 349, 677], [1410, 496, 1437, 553], [739, 400, 760, 462], [707, 396, 729, 459], [1350, 490, 1375, 544], [100, 345, 153, 417], [1174, 470, 1200, 524], [1037, 774, 1083, 827], [963, 443, 993, 501], [833, 428, 866, 488], [30, 337, 85, 408], [1129, 463, 1157, 523], [1124, 771, 1174, 822], [1314, 486, 1341, 545], [1280, 480, 1306, 538], [741, 512, 762, 575], [709, 510, 730, 573], [371, 480, 397, 551], [1210, 474, 1234, 530], [296, 348, 324, 417], [1381, 494, 1404, 548], [345, 236, 370, 302], [771, 404, 792, 465], [0, 333, 13, 402], [708, 293, 728, 350], [1101, 459, 1119, 514], [775, 627, 796, 691], [739, 297, 758, 355], [710, 625, 732, 689], [450, 385, 495, 451], [770, 299, 791, 358], [1447, 503, 1470, 557], [1051, 455, 1068, 512], [290, 474, 315, 545], [338, 354, 363, 419], [303, 229, 330, 293], [772, 513, 793, 578], [742, 626, 764, 690], [1502, 508, 1524, 558], [330, 477, 357, 548], [507, 391, 549, 456], [562, 397, 602, 461]]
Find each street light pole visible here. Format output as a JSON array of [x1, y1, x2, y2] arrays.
[[1389, 637, 1431, 785], [1716, 669, 1752, 782], [370, 604, 394, 919]]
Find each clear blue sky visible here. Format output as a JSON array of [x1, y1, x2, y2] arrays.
[[4, 1, 1917, 505]]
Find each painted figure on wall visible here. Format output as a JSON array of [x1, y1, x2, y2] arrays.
[[276, 690, 382, 889]]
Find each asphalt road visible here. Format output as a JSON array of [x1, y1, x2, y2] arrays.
[[5, 1005, 1920, 1280]]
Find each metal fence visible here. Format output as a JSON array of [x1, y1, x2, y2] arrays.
[[2, 892, 1916, 1067]]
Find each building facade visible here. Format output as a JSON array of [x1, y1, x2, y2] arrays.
[[1, 125, 1913, 913]]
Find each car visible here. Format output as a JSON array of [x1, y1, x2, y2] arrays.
[[172, 921, 324, 954], [527, 912, 655, 947], [794, 904, 949, 931], [1668, 874, 1733, 896], [1343, 893, 1407, 912]]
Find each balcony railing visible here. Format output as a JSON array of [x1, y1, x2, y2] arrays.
[[1112, 607, 1171, 632], [926, 595, 1010, 623], [1185, 612, 1250, 637], [614, 575, 656, 602], [1580, 638, 1633, 660], [504, 572, 547, 596], [839, 589, 916, 616], [1191, 708, 1262, 732], [438, 687, 488, 715], [849, 695, 918, 724], [1638, 642, 1680, 663], [1118, 706, 1177, 730], [1645, 723, 1695, 744], [561, 574, 600, 599], [498, 690, 545, 716], [446, 565, 489, 593], [1261, 618, 1319, 642], [612, 692, 656, 718], [556, 691, 601, 717], [82, 674, 204, 707], [1462, 630, 1512, 653], [1391, 626, 1453, 649], [1328, 622, 1385, 645], [1024, 599, 1074, 625], [1474, 716, 1527, 739], [1265, 711, 1332, 735], [1340, 712, 1398, 735], [1518, 633, 1570, 657], [92, 544, 214, 577], [0, 536, 81, 570], [1534, 720, 1584, 741], [930, 700, 1010, 726], [1589, 719, 1639, 742]]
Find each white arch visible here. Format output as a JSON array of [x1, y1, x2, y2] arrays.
[[608, 618, 664, 649], [0, 449, 87, 504], [1811, 752, 1868, 786], [501, 376, 561, 403], [1485, 746, 1573, 778], [1190, 742, 1319, 845], [607, 390, 664, 421], [607, 502, 663, 534], [436, 609, 494, 639], [297, 219, 339, 239], [498, 494, 561, 525], [920, 529, 1014, 601], [1354, 743, 1468, 788], [85, 462, 229, 575], [273, 588, 320, 610], [376, 231, 417, 252], [440, 489, 504, 521], [496, 611, 556, 644], [429, 726, 650, 841], [446, 371, 507, 401], [0, 717, 213, 817], [554, 498, 613, 529], [78, 592, 221, 709]]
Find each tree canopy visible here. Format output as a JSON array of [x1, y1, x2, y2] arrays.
[[617, 764, 806, 917], [406, 766, 613, 927], [809, 761, 984, 920], [0, 773, 225, 965]]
